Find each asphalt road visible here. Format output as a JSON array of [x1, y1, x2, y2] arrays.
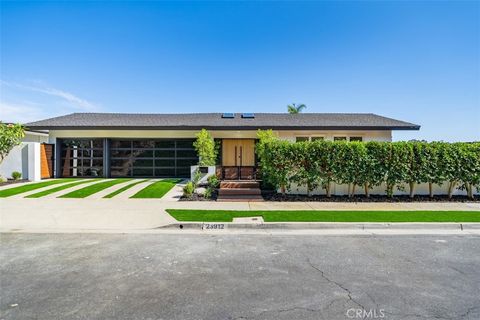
[[1, 233, 479, 320]]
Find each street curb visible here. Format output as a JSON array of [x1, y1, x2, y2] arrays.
[[159, 222, 480, 231]]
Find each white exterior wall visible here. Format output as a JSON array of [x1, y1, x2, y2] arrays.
[[0, 132, 47, 180], [0, 142, 42, 181], [48, 129, 392, 142], [288, 182, 477, 196]]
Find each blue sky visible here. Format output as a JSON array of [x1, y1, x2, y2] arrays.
[[1, 1, 478, 141]]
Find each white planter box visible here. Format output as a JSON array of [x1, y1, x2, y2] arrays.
[[190, 165, 216, 185]]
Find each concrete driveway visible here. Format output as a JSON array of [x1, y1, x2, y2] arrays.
[[1, 233, 479, 320]]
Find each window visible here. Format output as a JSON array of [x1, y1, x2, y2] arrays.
[[334, 137, 347, 141], [295, 137, 309, 142], [349, 137, 363, 142], [311, 137, 324, 141]]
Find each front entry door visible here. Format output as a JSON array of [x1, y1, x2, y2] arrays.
[[222, 139, 255, 166]]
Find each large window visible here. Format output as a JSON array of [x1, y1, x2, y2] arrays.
[[60, 139, 104, 177], [110, 139, 198, 178]]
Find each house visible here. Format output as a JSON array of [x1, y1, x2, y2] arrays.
[[25, 112, 420, 180]]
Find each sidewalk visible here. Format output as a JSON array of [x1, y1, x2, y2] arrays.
[[0, 197, 478, 232]]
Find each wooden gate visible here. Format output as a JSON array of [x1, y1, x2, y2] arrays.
[[40, 143, 55, 179]]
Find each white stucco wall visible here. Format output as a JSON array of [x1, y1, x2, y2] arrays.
[[48, 129, 393, 142], [287, 182, 478, 196], [0, 142, 41, 181], [23, 132, 49, 143]]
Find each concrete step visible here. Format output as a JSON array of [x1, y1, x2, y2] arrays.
[[220, 181, 260, 189], [219, 188, 262, 196], [217, 194, 264, 202]]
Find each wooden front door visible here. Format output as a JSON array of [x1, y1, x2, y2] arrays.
[[222, 139, 255, 166], [40, 143, 55, 179]]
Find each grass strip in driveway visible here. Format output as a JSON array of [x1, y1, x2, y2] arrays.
[[166, 210, 480, 223], [25, 179, 103, 198], [59, 178, 132, 198], [130, 178, 182, 198], [0, 179, 79, 198], [103, 179, 150, 198]]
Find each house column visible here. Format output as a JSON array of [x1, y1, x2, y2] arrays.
[[27, 143, 41, 181], [103, 138, 110, 178]]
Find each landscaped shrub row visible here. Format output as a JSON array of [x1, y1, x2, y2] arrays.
[[256, 130, 480, 199]]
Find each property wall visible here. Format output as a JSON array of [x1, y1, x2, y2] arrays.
[[288, 182, 479, 196], [0, 142, 41, 181]]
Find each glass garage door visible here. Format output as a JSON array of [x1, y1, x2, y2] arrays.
[[110, 139, 198, 178], [60, 139, 104, 177]]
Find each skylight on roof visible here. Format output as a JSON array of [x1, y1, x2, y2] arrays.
[[241, 113, 255, 119], [222, 113, 235, 119]]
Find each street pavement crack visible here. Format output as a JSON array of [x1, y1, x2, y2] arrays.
[[305, 256, 367, 311]]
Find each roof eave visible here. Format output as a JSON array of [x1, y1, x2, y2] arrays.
[[26, 125, 421, 131]]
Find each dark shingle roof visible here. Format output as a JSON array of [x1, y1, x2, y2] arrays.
[[25, 113, 420, 131]]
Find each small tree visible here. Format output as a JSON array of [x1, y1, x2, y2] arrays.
[[291, 141, 320, 197], [193, 129, 217, 166], [0, 123, 25, 164], [365, 142, 389, 197]]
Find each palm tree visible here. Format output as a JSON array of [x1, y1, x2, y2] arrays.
[[287, 103, 307, 114]]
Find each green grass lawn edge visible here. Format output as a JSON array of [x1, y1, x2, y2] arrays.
[[0, 179, 80, 198], [59, 178, 133, 198], [165, 209, 480, 223], [130, 178, 183, 199], [103, 179, 150, 198], [25, 179, 103, 198]]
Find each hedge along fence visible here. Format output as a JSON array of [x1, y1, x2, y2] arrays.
[[256, 130, 480, 199]]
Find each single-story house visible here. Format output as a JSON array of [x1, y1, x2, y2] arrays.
[[24, 112, 420, 180]]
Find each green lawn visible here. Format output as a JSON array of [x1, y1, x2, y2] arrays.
[[103, 179, 150, 198], [166, 209, 480, 223], [59, 178, 133, 198], [0, 179, 80, 198], [25, 179, 103, 198], [130, 178, 182, 198]]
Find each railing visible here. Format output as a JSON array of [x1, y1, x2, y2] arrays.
[[217, 166, 259, 181]]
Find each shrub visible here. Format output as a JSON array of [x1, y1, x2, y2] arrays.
[[183, 182, 195, 198], [193, 129, 218, 166], [204, 187, 213, 199], [255, 130, 480, 199], [207, 174, 220, 189], [192, 168, 202, 188], [11, 171, 22, 180]]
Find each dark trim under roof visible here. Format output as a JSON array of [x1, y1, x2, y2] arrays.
[[25, 113, 421, 131]]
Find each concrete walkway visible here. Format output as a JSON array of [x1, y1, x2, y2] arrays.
[[43, 179, 107, 198], [8, 179, 83, 199], [113, 179, 160, 199], [0, 197, 478, 232], [87, 179, 144, 199], [161, 179, 188, 202]]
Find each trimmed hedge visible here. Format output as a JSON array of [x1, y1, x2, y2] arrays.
[[256, 131, 480, 199]]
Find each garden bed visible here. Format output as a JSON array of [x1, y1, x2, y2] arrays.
[[0, 179, 28, 187], [263, 192, 479, 202], [180, 191, 217, 201]]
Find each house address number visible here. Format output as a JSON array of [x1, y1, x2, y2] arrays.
[[202, 223, 226, 230]]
